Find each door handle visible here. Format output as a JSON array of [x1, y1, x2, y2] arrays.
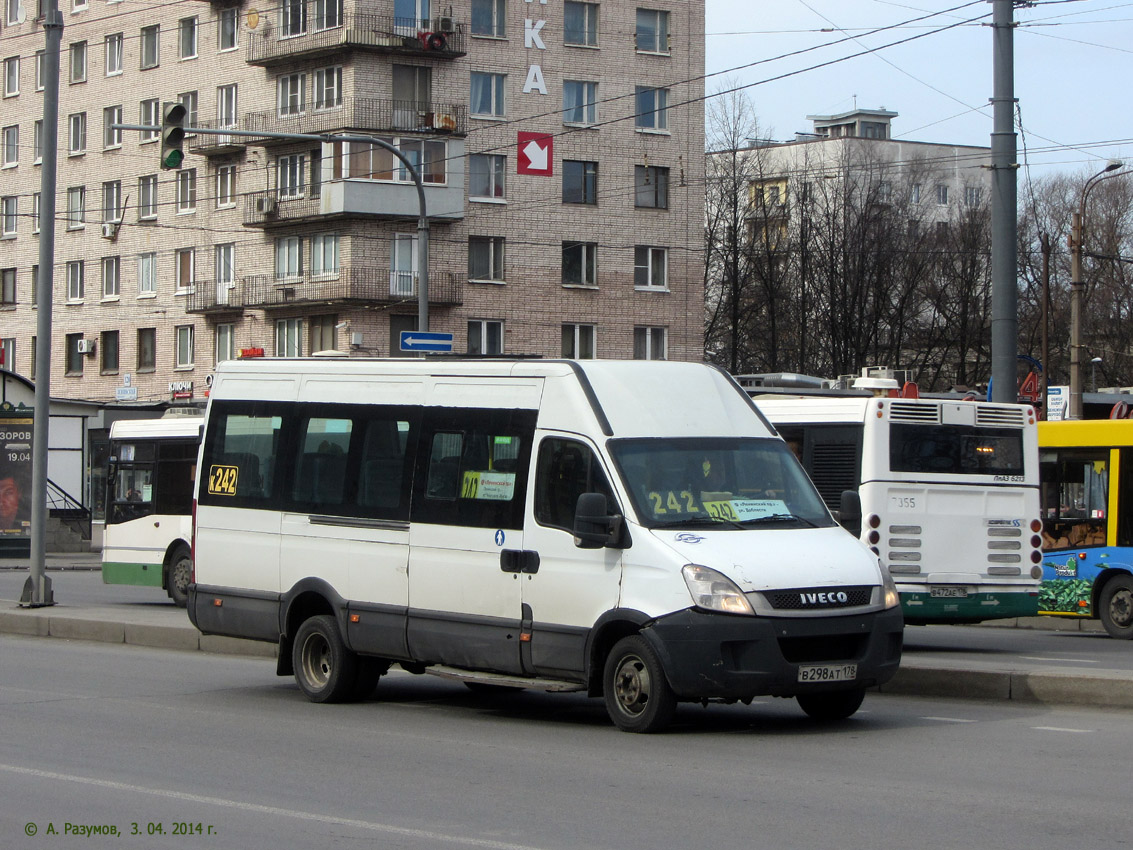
[[500, 549, 540, 574]]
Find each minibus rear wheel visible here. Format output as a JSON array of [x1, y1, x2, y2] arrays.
[[796, 688, 866, 721], [603, 635, 677, 733], [293, 615, 359, 703]]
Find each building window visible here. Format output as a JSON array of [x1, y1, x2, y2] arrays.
[[635, 8, 670, 53], [34, 50, 44, 91], [103, 32, 123, 77], [217, 84, 239, 131], [140, 25, 160, 70], [275, 236, 302, 279], [216, 164, 236, 207], [66, 186, 86, 228], [175, 248, 195, 292], [179, 17, 198, 59], [562, 160, 598, 205], [179, 91, 199, 135], [561, 324, 596, 359], [69, 41, 87, 83], [66, 260, 85, 301], [314, 0, 342, 31], [65, 333, 84, 375], [469, 236, 505, 283], [1, 268, 15, 305], [101, 256, 120, 298], [215, 323, 236, 364], [911, 184, 922, 204], [31, 193, 39, 233], [102, 180, 122, 223], [277, 73, 306, 116], [313, 66, 342, 110], [562, 241, 598, 287], [309, 314, 337, 353], [277, 154, 306, 198], [1, 125, 17, 167], [468, 320, 503, 355], [964, 186, 982, 206], [177, 169, 197, 212], [215, 243, 235, 290], [137, 328, 156, 371], [562, 80, 597, 125], [281, 0, 307, 37], [138, 175, 158, 220], [0, 338, 13, 372], [103, 105, 123, 149], [175, 325, 194, 368], [219, 8, 239, 51], [470, 72, 505, 118], [275, 318, 302, 356], [139, 99, 160, 143], [635, 86, 669, 131], [633, 326, 667, 360], [936, 184, 949, 205], [471, 0, 506, 38], [100, 330, 119, 374], [634, 246, 668, 290], [564, 1, 599, 46], [68, 112, 87, 155], [1, 197, 15, 237], [138, 252, 156, 295], [634, 165, 669, 209], [3, 56, 18, 97], [311, 233, 339, 276], [469, 154, 506, 199]]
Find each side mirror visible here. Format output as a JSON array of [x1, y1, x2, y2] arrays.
[[838, 489, 862, 539], [574, 492, 623, 549]]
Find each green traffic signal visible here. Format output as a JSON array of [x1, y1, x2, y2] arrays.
[[161, 102, 187, 170]]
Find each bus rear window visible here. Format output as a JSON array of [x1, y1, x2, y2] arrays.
[[890, 425, 1024, 476]]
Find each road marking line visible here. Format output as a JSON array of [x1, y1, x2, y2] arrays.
[[921, 716, 977, 723], [1019, 657, 1100, 664], [0, 763, 560, 850], [1030, 726, 1093, 734]]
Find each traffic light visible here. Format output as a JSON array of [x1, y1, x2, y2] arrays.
[[160, 102, 187, 170]]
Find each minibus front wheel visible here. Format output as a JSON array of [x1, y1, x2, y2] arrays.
[[293, 615, 359, 703], [603, 635, 677, 733]]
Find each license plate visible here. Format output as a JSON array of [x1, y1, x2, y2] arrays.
[[930, 586, 968, 598], [798, 663, 857, 683]]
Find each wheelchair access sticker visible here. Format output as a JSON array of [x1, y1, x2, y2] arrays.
[[207, 464, 239, 496]]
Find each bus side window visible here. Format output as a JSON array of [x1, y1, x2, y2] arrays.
[[534, 438, 615, 531]]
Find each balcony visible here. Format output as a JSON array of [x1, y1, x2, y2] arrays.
[[247, 13, 466, 66], [187, 120, 247, 156], [185, 280, 244, 315], [236, 268, 463, 310], [241, 97, 467, 145]]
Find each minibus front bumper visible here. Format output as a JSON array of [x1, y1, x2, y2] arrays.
[[641, 606, 904, 701]]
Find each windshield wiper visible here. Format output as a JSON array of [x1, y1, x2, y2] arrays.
[[739, 513, 819, 528], [651, 516, 744, 530]]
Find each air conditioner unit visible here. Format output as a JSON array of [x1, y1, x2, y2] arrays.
[[256, 196, 277, 215], [433, 16, 454, 32], [101, 222, 118, 239], [76, 339, 96, 355]]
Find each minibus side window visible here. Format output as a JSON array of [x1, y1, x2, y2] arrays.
[[291, 417, 352, 506], [357, 418, 413, 513], [534, 438, 616, 531], [200, 407, 283, 504]]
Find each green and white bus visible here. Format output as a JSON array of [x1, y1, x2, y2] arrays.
[[753, 388, 1043, 624], [102, 412, 202, 606]]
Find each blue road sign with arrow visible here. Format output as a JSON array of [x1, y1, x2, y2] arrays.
[[399, 331, 454, 353]]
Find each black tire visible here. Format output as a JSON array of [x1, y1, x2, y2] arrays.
[[292, 615, 358, 703], [602, 635, 677, 733], [165, 546, 191, 608], [796, 688, 866, 721], [1098, 573, 1133, 639]]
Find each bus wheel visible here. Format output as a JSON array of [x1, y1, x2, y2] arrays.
[[1099, 574, 1133, 639], [796, 688, 866, 721], [166, 546, 191, 608], [293, 615, 358, 703], [603, 635, 677, 733]]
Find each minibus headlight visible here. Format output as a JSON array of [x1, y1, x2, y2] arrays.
[[879, 562, 901, 610], [681, 564, 755, 616]]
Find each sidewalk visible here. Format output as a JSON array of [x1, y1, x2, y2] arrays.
[[1, 557, 1131, 710]]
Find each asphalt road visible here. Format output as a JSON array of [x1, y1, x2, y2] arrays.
[[2, 636, 1130, 850]]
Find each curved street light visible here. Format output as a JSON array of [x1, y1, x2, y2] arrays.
[[1068, 161, 1126, 419]]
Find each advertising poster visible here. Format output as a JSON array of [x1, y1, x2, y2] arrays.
[[0, 406, 33, 540]]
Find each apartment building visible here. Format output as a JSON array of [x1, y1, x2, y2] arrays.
[[1, 0, 706, 406]]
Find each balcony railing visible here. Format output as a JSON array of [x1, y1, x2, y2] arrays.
[[239, 268, 463, 309], [247, 12, 465, 66], [187, 120, 247, 156], [241, 97, 466, 145], [243, 189, 324, 227], [186, 280, 244, 315]]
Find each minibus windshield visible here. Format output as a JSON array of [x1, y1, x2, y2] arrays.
[[609, 437, 835, 530]]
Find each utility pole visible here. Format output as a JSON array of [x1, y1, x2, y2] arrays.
[[21, 0, 63, 608], [989, 0, 1018, 404]]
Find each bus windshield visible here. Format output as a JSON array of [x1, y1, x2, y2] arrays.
[[609, 437, 834, 529]]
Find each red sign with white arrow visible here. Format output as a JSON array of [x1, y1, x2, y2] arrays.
[[517, 132, 553, 176]]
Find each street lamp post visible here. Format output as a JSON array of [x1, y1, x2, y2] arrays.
[[1069, 160, 1125, 419], [1091, 357, 1103, 393]]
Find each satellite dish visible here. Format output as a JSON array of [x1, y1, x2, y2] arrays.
[[246, 8, 259, 29]]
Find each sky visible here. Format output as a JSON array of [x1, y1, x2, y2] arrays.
[[703, 0, 1133, 178]]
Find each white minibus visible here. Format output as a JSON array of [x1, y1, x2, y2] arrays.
[[189, 359, 903, 732]]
